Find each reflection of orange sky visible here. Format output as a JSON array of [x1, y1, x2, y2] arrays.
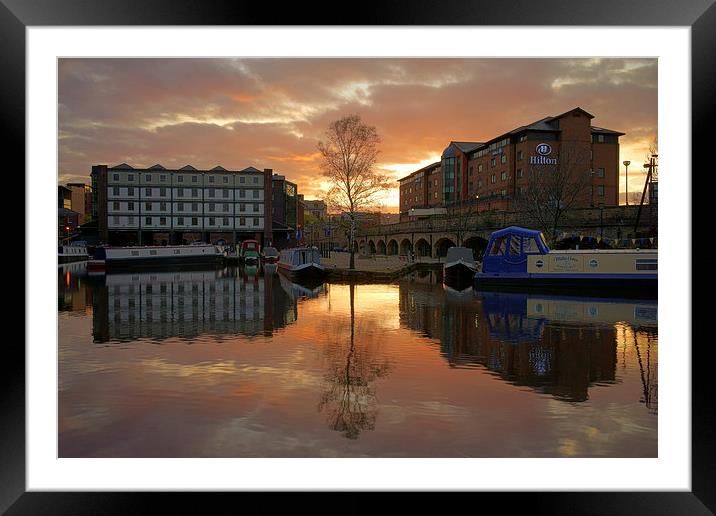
[[58, 58, 657, 210], [59, 283, 657, 458]]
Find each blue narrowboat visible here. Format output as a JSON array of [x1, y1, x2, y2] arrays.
[[474, 227, 657, 297]]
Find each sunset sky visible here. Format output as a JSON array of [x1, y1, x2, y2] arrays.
[[58, 58, 657, 211]]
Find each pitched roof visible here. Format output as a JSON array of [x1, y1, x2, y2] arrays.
[[398, 161, 441, 182], [110, 163, 134, 169], [241, 166, 261, 173], [451, 141, 483, 153], [179, 165, 197, 171], [149, 164, 165, 170], [211, 165, 227, 171], [591, 126, 625, 136]]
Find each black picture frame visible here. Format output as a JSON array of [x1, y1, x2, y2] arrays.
[[5, 0, 711, 513]]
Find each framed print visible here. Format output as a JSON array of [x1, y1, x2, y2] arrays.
[[5, 0, 712, 513]]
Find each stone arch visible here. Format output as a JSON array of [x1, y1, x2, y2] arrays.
[[414, 238, 431, 257], [463, 236, 489, 261], [434, 237, 456, 258], [399, 238, 413, 256], [368, 240, 377, 254], [377, 239, 387, 254], [387, 239, 399, 255]]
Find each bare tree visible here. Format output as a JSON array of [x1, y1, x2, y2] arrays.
[[514, 142, 593, 243], [446, 200, 477, 247], [318, 115, 390, 269]]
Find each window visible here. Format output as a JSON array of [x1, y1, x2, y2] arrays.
[[192, 203, 198, 211], [490, 158, 496, 167], [478, 179, 483, 188], [434, 192, 438, 199], [253, 204, 259, 212], [160, 217, 167, 226], [145, 217, 151, 225], [223, 217, 229, 226], [434, 179, 438, 186], [519, 134, 527, 143], [239, 217, 246, 226], [240, 203, 245, 212], [192, 188, 198, 197], [113, 186, 119, 195], [523, 237, 540, 253], [223, 203, 229, 212], [178, 175, 184, 182], [501, 154, 507, 164], [128, 187, 134, 196], [209, 203, 215, 212], [409, 187, 412, 194], [178, 203, 184, 212], [517, 168, 523, 178], [222, 189, 229, 198], [209, 176, 215, 183], [145, 187, 152, 196], [145, 202, 152, 211], [160, 202, 166, 211], [223, 176, 228, 184], [253, 218, 259, 226], [501, 171, 508, 181], [517, 150, 524, 160], [253, 190, 259, 199], [113, 174, 119, 181], [178, 187, 184, 197], [113, 201, 120, 210], [500, 189, 507, 196], [128, 201, 134, 211], [209, 188, 215, 198], [160, 187, 166, 196], [597, 185, 605, 197], [160, 175, 166, 182], [146, 174, 152, 182], [239, 189, 245, 198], [113, 216, 119, 224], [209, 217, 215, 225], [192, 217, 198, 226], [127, 174, 134, 182], [128, 216, 134, 224], [192, 176, 197, 183], [491, 174, 496, 184], [596, 167, 605, 178], [178, 217, 184, 225], [240, 176, 245, 184], [253, 177, 259, 184], [508, 236, 520, 255], [597, 134, 605, 143], [490, 236, 508, 255]]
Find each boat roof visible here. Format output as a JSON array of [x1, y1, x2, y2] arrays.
[[490, 226, 544, 239], [445, 246, 475, 261]]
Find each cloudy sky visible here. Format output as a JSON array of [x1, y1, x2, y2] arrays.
[[58, 58, 657, 211]]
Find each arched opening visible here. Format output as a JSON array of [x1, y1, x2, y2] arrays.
[[387, 239, 398, 255], [399, 238, 413, 256], [435, 237, 456, 258], [377, 240, 387, 254], [414, 238, 431, 257], [463, 236, 489, 261], [368, 240, 377, 254]]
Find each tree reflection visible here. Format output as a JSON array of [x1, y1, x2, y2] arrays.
[[317, 283, 392, 439]]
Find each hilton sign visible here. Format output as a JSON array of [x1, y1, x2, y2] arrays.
[[529, 143, 558, 165]]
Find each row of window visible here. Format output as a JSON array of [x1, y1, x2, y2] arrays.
[[110, 201, 262, 213], [111, 173, 262, 185], [110, 187, 261, 198], [110, 216, 262, 226]]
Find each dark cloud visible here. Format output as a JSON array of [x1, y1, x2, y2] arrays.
[[59, 58, 657, 208]]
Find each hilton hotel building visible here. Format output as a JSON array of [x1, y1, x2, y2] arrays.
[[91, 163, 276, 246], [399, 107, 624, 220]]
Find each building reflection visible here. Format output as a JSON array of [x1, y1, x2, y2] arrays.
[[399, 279, 657, 404], [88, 266, 317, 343], [58, 262, 94, 312]]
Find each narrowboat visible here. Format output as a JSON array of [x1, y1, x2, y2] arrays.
[[87, 244, 223, 271], [58, 242, 89, 263], [277, 246, 325, 281], [239, 239, 261, 263], [474, 227, 657, 297], [443, 246, 478, 283], [262, 246, 279, 264]]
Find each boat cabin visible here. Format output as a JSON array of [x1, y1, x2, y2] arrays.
[[482, 227, 550, 275]]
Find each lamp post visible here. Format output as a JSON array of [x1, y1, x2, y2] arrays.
[[623, 160, 631, 205]]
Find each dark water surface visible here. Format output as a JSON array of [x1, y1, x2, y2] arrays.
[[58, 262, 657, 457]]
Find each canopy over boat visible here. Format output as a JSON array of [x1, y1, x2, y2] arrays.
[[482, 227, 550, 274]]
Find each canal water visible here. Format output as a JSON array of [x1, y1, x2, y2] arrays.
[[58, 262, 657, 458]]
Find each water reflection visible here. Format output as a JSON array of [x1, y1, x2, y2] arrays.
[[59, 264, 657, 457]]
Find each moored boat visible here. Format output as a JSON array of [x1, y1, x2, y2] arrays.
[[58, 242, 89, 263], [443, 246, 478, 283], [88, 244, 222, 271], [262, 246, 279, 263], [474, 226, 657, 297], [239, 239, 261, 263], [277, 246, 325, 281]]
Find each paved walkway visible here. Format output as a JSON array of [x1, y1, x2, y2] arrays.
[[322, 252, 443, 272]]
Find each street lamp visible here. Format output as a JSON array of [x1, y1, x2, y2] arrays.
[[623, 161, 631, 205]]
